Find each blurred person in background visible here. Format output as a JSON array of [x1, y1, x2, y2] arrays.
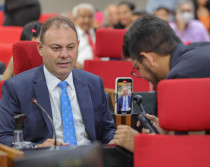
[[170, 0, 209, 43], [193, 0, 210, 33], [103, 4, 119, 28], [1, 21, 42, 80], [72, 3, 96, 69], [132, 9, 148, 22], [115, 1, 135, 29], [146, 0, 181, 14], [154, 7, 172, 22], [3, 0, 40, 26]]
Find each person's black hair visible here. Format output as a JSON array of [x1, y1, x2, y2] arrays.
[[154, 7, 171, 14], [118, 1, 136, 11], [132, 9, 148, 16], [123, 15, 182, 61], [20, 21, 42, 41]]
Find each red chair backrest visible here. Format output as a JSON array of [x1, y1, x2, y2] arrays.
[[84, 60, 152, 92], [157, 78, 210, 131], [0, 80, 4, 99], [95, 28, 126, 58], [0, 44, 12, 66], [0, 26, 23, 65], [13, 41, 43, 75], [0, 26, 22, 43], [0, 11, 4, 25], [135, 134, 210, 167], [135, 78, 210, 167]]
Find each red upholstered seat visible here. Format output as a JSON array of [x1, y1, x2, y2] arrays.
[[158, 78, 210, 131], [95, 28, 126, 59], [0, 44, 12, 66], [135, 134, 210, 167], [84, 60, 151, 92], [13, 41, 43, 75], [0, 26, 22, 43], [84, 28, 152, 91], [134, 78, 210, 167], [0, 11, 4, 25], [0, 26, 23, 65], [0, 80, 4, 99]]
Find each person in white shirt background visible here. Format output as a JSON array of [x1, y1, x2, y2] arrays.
[[72, 3, 96, 70]]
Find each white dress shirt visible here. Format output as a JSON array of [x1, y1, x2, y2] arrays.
[[76, 25, 95, 65], [43, 66, 91, 145]]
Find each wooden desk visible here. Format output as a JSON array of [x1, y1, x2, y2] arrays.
[[105, 88, 131, 127], [0, 144, 24, 167]]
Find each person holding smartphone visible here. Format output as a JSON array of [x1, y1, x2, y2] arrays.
[[112, 15, 210, 152]]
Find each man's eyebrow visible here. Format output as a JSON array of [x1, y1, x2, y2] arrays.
[[67, 43, 76, 46], [50, 43, 62, 47]]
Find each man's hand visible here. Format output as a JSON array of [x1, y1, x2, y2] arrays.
[[113, 125, 139, 152], [137, 114, 168, 134], [37, 139, 70, 148]]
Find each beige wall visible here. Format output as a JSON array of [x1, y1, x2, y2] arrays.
[[0, 0, 147, 13]]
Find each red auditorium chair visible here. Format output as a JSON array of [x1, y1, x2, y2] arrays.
[[0, 44, 13, 66], [95, 28, 126, 59], [0, 11, 4, 25], [84, 28, 152, 92], [39, 13, 58, 23], [0, 80, 4, 99], [134, 78, 210, 167], [0, 26, 23, 43], [13, 41, 42, 75], [0, 26, 23, 66]]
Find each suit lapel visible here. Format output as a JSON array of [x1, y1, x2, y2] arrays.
[[72, 69, 96, 141], [32, 65, 53, 138]]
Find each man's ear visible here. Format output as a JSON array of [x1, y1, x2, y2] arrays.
[[36, 42, 43, 57], [140, 52, 155, 66]]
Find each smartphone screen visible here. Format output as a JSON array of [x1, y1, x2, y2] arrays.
[[115, 77, 133, 115]]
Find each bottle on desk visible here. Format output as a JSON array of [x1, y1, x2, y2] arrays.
[[13, 114, 32, 150]]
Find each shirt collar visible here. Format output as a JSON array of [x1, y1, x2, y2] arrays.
[[43, 65, 74, 91], [75, 25, 94, 37], [75, 25, 85, 36], [169, 43, 185, 69]]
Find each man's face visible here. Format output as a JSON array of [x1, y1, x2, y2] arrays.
[[37, 25, 79, 81], [131, 57, 160, 86], [118, 4, 133, 27], [179, 3, 193, 14], [75, 8, 94, 32], [155, 9, 170, 22], [106, 5, 119, 27], [122, 87, 128, 96]]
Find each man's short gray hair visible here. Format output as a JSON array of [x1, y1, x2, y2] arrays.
[[177, 0, 195, 12], [72, 3, 95, 18]]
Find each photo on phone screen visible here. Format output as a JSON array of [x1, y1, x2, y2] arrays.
[[115, 77, 133, 115]]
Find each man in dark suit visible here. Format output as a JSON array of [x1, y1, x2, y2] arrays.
[[0, 16, 116, 147], [112, 15, 210, 152], [117, 86, 131, 114]]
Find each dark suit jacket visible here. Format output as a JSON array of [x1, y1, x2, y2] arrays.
[[0, 65, 116, 146], [117, 95, 131, 112]]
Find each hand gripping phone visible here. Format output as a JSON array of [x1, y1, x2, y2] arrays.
[[133, 95, 159, 134]]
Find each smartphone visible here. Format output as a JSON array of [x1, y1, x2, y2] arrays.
[[115, 77, 133, 115]]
